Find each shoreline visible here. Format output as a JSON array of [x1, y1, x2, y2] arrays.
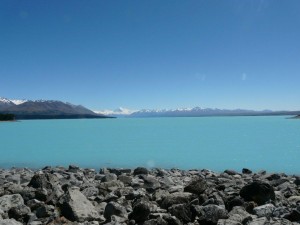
[[0, 166, 299, 225]]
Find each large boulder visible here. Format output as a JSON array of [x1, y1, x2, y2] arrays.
[[59, 188, 100, 222], [240, 181, 275, 205], [184, 176, 207, 195]]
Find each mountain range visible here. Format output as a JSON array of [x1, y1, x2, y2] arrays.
[[0, 97, 109, 119], [95, 106, 300, 118]]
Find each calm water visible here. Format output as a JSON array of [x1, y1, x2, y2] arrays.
[[0, 116, 299, 174]]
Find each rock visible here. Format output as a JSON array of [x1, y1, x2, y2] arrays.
[[104, 202, 127, 220], [247, 217, 268, 225], [8, 204, 31, 222], [242, 168, 252, 174], [128, 200, 150, 222], [224, 170, 238, 176], [140, 175, 161, 192], [240, 181, 275, 205], [133, 167, 148, 175], [0, 194, 24, 212], [0, 219, 23, 225], [101, 173, 118, 182], [227, 206, 252, 223], [82, 186, 99, 198], [184, 177, 207, 195], [118, 175, 132, 185], [59, 188, 100, 222], [35, 205, 55, 218], [160, 192, 193, 209], [28, 173, 58, 189], [168, 203, 192, 223], [68, 165, 80, 173], [217, 219, 242, 225], [162, 214, 183, 225], [284, 209, 300, 222], [253, 203, 275, 218], [194, 204, 228, 224]]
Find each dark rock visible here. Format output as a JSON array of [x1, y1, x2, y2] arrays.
[[162, 214, 183, 225], [68, 165, 80, 173], [184, 176, 207, 195], [224, 170, 238, 175], [8, 205, 31, 223], [225, 196, 244, 211], [35, 205, 55, 218], [104, 202, 127, 220], [28, 173, 58, 189], [168, 203, 193, 223], [284, 209, 300, 222], [240, 181, 275, 205], [128, 200, 150, 222], [160, 192, 193, 209], [133, 167, 148, 175]]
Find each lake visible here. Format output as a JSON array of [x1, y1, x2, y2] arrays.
[[0, 116, 299, 174]]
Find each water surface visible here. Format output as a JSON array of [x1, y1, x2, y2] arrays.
[[0, 116, 299, 174]]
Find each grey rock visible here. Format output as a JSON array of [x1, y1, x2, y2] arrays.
[[0, 194, 24, 212], [160, 192, 193, 209], [101, 174, 118, 182], [168, 203, 192, 223], [194, 204, 228, 224], [59, 188, 100, 222], [184, 176, 207, 195], [217, 219, 242, 225], [253, 203, 275, 218], [0, 219, 23, 225], [104, 202, 127, 220]]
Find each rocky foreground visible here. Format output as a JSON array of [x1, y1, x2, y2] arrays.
[[0, 166, 299, 225]]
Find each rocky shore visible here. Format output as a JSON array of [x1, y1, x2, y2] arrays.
[[0, 166, 299, 225]]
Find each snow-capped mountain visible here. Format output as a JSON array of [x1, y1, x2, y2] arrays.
[[0, 97, 16, 110], [95, 106, 299, 117], [94, 107, 137, 117], [0, 97, 109, 119]]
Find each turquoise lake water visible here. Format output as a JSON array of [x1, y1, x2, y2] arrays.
[[0, 116, 299, 174]]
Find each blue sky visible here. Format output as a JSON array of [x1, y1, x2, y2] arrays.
[[1, 0, 300, 111]]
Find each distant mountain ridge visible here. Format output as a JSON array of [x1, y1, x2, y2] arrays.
[[0, 97, 109, 119], [95, 106, 300, 118]]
